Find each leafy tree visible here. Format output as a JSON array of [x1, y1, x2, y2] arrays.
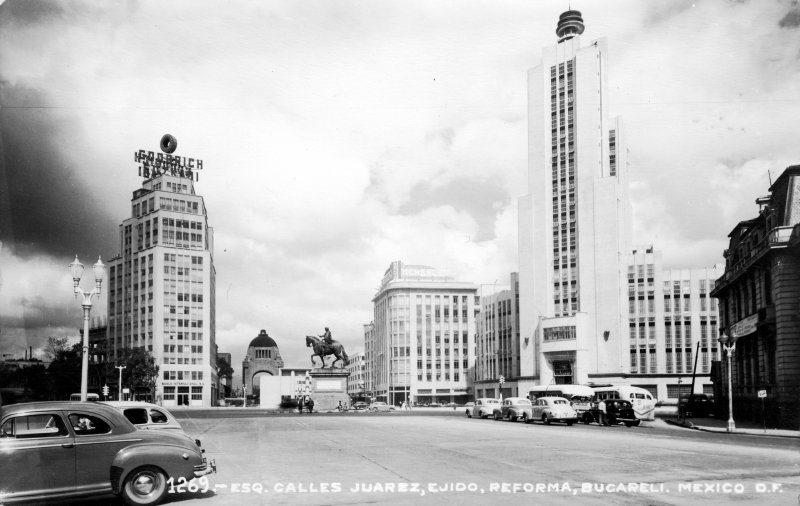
[[119, 347, 159, 401], [46, 342, 82, 400], [216, 356, 234, 397]]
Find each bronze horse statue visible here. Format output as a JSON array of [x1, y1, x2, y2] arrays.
[[306, 335, 349, 368]]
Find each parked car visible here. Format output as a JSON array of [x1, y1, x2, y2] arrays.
[[531, 396, 578, 425], [102, 401, 184, 432], [586, 399, 640, 427], [352, 401, 369, 411], [494, 397, 533, 422], [369, 401, 392, 412], [678, 394, 715, 418], [466, 398, 500, 419], [0, 401, 215, 505]]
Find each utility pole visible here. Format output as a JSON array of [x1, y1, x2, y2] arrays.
[[116, 365, 126, 401]]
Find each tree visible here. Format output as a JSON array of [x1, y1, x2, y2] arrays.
[[119, 348, 159, 401], [46, 342, 82, 400], [216, 356, 234, 398]]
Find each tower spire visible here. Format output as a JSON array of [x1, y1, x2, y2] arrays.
[[556, 10, 585, 42]]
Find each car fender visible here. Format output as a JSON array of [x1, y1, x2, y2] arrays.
[[112, 443, 202, 493]]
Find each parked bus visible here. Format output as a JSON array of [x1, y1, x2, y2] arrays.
[[69, 393, 100, 402], [591, 385, 655, 421], [528, 384, 595, 419]]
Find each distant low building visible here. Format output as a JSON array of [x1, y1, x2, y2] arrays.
[[711, 166, 800, 430]]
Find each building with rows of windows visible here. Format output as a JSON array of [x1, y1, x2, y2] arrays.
[[474, 273, 521, 398], [365, 261, 477, 406], [345, 351, 366, 400], [516, 11, 722, 401], [711, 166, 800, 429], [107, 172, 218, 407]]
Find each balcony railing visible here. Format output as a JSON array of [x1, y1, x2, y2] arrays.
[[769, 226, 793, 245], [718, 226, 794, 284]]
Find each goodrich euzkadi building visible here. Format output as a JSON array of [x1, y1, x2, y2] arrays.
[[107, 137, 217, 407]]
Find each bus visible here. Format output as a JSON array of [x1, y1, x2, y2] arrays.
[[591, 385, 655, 421], [69, 393, 100, 402], [528, 384, 595, 419]]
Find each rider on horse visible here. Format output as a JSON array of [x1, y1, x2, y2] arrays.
[[319, 327, 334, 347]]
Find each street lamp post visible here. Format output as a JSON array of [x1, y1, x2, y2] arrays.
[[70, 255, 106, 402], [116, 365, 126, 401], [718, 332, 738, 432]]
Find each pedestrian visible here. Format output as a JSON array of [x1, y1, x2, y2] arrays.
[[298, 397, 304, 414], [307, 397, 315, 413], [597, 399, 607, 425]]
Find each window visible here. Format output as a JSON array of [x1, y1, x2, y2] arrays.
[[68, 413, 111, 435], [122, 408, 149, 425], [1, 414, 68, 438]]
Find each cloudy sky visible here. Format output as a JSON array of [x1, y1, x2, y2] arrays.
[[1, 0, 799, 375]]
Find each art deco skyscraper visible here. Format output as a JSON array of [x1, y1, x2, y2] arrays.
[[107, 153, 217, 407], [518, 11, 631, 390]]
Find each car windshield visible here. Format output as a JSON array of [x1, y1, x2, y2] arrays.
[[487, 400, 499, 404], [552, 399, 568, 405]]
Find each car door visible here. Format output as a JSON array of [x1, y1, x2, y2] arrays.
[[0, 411, 76, 500], [68, 410, 142, 495], [532, 399, 543, 418]]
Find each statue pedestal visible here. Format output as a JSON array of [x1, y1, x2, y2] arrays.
[[309, 368, 350, 412]]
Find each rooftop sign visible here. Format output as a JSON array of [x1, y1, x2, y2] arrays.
[[134, 134, 204, 181]]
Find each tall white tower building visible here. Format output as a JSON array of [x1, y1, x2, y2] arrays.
[[518, 11, 632, 392], [108, 160, 217, 407]]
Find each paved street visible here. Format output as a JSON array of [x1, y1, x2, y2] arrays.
[[86, 410, 800, 506]]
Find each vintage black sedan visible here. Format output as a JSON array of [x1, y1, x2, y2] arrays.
[[0, 401, 215, 505], [585, 399, 640, 427]]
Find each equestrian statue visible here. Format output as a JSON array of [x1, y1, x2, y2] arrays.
[[306, 327, 348, 369]]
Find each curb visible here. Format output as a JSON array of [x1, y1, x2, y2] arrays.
[[663, 418, 799, 439]]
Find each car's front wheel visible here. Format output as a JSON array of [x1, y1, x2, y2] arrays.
[[494, 411, 501, 420], [466, 410, 472, 418], [121, 465, 168, 506]]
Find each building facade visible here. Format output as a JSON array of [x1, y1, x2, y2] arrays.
[[107, 172, 218, 407], [516, 11, 723, 401], [474, 273, 521, 398], [518, 10, 632, 395], [711, 166, 800, 429], [345, 351, 366, 399], [366, 261, 478, 406], [623, 248, 724, 400]]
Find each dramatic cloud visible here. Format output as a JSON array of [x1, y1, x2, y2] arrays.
[[1, 0, 798, 373]]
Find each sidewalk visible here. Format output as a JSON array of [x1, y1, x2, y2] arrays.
[[660, 412, 800, 438]]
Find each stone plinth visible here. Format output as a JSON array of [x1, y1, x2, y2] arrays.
[[309, 368, 350, 412]]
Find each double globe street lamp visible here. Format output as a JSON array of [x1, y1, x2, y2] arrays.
[[718, 332, 739, 433], [69, 255, 106, 402]]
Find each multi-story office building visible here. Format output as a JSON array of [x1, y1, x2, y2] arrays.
[[518, 10, 631, 394], [624, 248, 724, 399], [711, 166, 800, 429], [107, 172, 217, 407], [474, 273, 521, 398], [517, 11, 722, 400], [366, 261, 477, 406], [345, 351, 366, 399]]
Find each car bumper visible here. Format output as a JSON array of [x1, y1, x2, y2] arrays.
[[194, 458, 217, 477]]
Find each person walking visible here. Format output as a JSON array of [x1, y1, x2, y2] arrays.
[[306, 397, 315, 413]]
